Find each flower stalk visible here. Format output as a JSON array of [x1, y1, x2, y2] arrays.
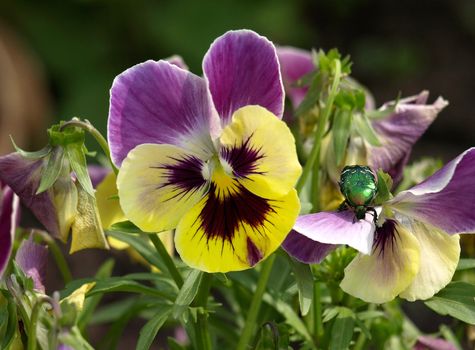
[[60, 119, 118, 175], [149, 233, 183, 288], [236, 254, 276, 350]]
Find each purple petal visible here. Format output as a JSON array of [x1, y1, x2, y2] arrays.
[[368, 91, 448, 179], [0, 153, 60, 237], [108, 60, 217, 166], [277, 46, 314, 108], [87, 165, 110, 188], [291, 210, 376, 254], [413, 336, 457, 350], [282, 230, 337, 263], [0, 186, 19, 277], [389, 147, 475, 234], [15, 237, 48, 292], [203, 30, 284, 125]]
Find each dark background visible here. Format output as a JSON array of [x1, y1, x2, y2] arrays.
[[1, 0, 474, 158], [1, 0, 474, 348]]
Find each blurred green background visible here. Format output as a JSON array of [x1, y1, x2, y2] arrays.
[[1, 0, 475, 158]]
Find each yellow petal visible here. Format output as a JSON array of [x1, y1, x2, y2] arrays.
[[340, 221, 420, 303], [96, 172, 125, 229], [175, 185, 300, 273], [219, 105, 301, 198], [70, 184, 109, 253], [117, 144, 208, 232], [52, 176, 78, 242], [61, 282, 96, 311], [399, 221, 460, 301]]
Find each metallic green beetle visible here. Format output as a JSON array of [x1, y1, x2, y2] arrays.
[[338, 165, 378, 222]]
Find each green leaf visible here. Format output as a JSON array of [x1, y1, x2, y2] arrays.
[[295, 72, 322, 117], [332, 109, 353, 165], [329, 308, 355, 350], [136, 305, 173, 350], [89, 278, 175, 301], [174, 270, 203, 318], [373, 170, 393, 205], [77, 259, 115, 331], [37, 147, 66, 194], [353, 113, 381, 146], [0, 290, 18, 349], [167, 337, 187, 350], [106, 231, 168, 273], [109, 220, 142, 233], [262, 293, 314, 345], [66, 142, 94, 196], [287, 256, 313, 316], [10, 136, 52, 159], [456, 259, 475, 271], [424, 281, 475, 324]]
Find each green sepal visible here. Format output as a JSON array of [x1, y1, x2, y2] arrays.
[[65, 142, 94, 196], [10, 136, 52, 160], [36, 147, 66, 194], [373, 170, 393, 205], [332, 109, 353, 165], [295, 71, 322, 117], [47, 123, 85, 148], [353, 112, 381, 146], [366, 92, 400, 120]]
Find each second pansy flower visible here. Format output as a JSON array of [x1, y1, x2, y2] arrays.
[[108, 30, 302, 273]]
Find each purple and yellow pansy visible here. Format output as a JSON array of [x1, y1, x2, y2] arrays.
[[284, 148, 475, 303], [108, 30, 302, 273]]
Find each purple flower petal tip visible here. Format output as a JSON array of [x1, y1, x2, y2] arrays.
[[0, 185, 20, 277], [369, 91, 448, 179], [203, 30, 284, 124], [282, 230, 337, 264], [390, 147, 475, 234], [277, 46, 314, 108], [0, 153, 60, 237], [15, 237, 48, 292], [413, 336, 457, 350], [292, 211, 376, 254], [87, 165, 110, 188]]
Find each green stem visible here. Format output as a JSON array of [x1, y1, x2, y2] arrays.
[[353, 304, 376, 350], [236, 254, 276, 350], [314, 281, 323, 345], [193, 273, 213, 350], [61, 119, 118, 175], [27, 297, 52, 350], [149, 234, 183, 288], [296, 60, 342, 194], [34, 230, 72, 284]]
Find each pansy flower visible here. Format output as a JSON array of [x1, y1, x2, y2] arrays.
[[277, 46, 448, 183], [108, 30, 302, 273], [0, 152, 108, 253], [284, 148, 475, 303], [0, 182, 20, 278]]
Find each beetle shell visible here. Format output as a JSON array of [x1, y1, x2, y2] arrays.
[[339, 165, 377, 207]]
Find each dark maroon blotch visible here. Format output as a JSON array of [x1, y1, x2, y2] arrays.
[[153, 155, 206, 200], [374, 219, 399, 257], [220, 136, 265, 178], [246, 237, 263, 266], [197, 182, 275, 244]]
